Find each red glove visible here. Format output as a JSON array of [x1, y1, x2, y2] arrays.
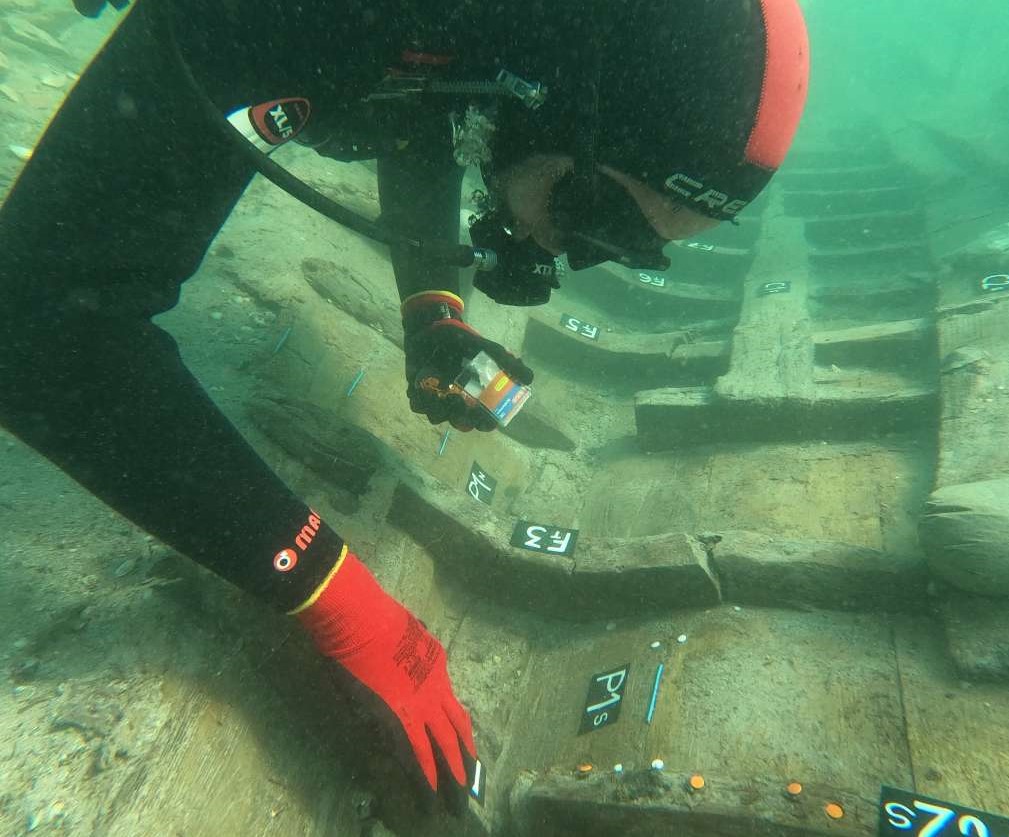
[[296, 550, 477, 801]]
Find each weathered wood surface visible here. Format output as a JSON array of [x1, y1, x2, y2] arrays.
[[386, 473, 720, 619], [712, 530, 928, 613], [635, 381, 936, 449], [714, 197, 815, 404], [494, 606, 913, 836], [510, 771, 876, 837], [939, 591, 1009, 681], [892, 616, 1009, 818], [933, 282, 1009, 487], [253, 301, 534, 497]]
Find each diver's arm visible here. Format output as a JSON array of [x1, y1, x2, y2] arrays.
[[377, 142, 465, 302]]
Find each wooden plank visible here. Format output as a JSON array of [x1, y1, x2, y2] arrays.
[[386, 472, 720, 620], [496, 606, 913, 826], [893, 616, 1009, 818], [578, 439, 930, 555], [714, 193, 815, 404], [635, 379, 936, 450], [713, 530, 927, 613], [511, 771, 876, 837], [254, 302, 534, 497], [934, 277, 1009, 486]]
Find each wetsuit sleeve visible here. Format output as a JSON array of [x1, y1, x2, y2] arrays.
[[376, 139, 465, 302], [0, 1, 342, 612]]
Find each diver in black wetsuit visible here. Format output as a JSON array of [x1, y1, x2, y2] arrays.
[[0, 0, 808, 812]]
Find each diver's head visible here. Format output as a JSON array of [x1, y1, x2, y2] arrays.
[[492, 153, 721, 258], [479, 0, 810, 271]]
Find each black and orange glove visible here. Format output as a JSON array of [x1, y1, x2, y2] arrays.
[[402, 291, 533, 432], [295, 549, 477, 809]]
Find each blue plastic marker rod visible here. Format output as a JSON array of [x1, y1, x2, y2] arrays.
[[437, 429, 451, 456], [646, 663, 664, 724], [346, 368, 366, 397], [272, 325, 293, 355]]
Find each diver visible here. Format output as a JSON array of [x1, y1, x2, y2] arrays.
[[0, 0, 808, 814]]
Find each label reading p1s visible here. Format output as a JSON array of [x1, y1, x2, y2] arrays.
[[579, 665, 630, 734]]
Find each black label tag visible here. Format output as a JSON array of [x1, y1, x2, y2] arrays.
[[637, 271, 667, 288], [579, 665, 630, 734], [468, 758, 486, 806], [466, 462, 497, 506], [560, 313, 600, 340], [880, 786, 1009, 836], [510, 522, 578, 557], [981, 274, 1009, 293], [758, 281, 791, 296]]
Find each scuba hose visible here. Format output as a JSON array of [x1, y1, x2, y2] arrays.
[[157, 4, 486, 271]]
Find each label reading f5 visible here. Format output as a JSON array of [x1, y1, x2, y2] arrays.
[[880, 786, 1009, 837], [579, 665, 630, 734], [561, 314, 600, 340]]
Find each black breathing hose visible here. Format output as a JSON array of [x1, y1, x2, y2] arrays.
[[158, 4, 479, 269]]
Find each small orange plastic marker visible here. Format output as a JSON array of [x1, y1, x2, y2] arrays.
[[576, 763, 594, 779], [688, 774, 706, 791], [825, 802, 845, 820], [786, 782, 803, 798]]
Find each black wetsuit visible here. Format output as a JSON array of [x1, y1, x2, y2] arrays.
[[0, 0, 796, 612], [0, 0, 481, 611]]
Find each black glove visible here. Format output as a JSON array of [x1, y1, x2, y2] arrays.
[[402, 292, 533, 432], [468, 212, 561, 306], [73, 0, 129, 16]]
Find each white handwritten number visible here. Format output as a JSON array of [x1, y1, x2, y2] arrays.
[[914, 802, 957, 837], [564, 318, 580, 333], [959, 815, 989, 837], [525, 526, 546, 549]]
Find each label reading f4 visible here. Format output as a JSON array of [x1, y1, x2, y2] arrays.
[[880, 786, 1009, 837], [467, 462, 497, 506], [561, 314, 600, 340], [510, 522, 578, 557], [579, 665, 630, 734]]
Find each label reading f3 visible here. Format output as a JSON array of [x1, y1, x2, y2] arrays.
[[510, 522, 578, 557]]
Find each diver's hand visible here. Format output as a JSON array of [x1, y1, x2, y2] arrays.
[[73, 0, 129, 17], [297, 551, 478, 810], [402, 291, 533, 432]]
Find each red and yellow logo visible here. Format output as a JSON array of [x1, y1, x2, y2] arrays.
[[272, 511, 322, 573]]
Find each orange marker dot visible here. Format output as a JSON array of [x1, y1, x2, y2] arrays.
[[576, 763, 593, 777], [825, 802, 844, 820], [786, 782, 803, 796], [689, 774, 706, 790]]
